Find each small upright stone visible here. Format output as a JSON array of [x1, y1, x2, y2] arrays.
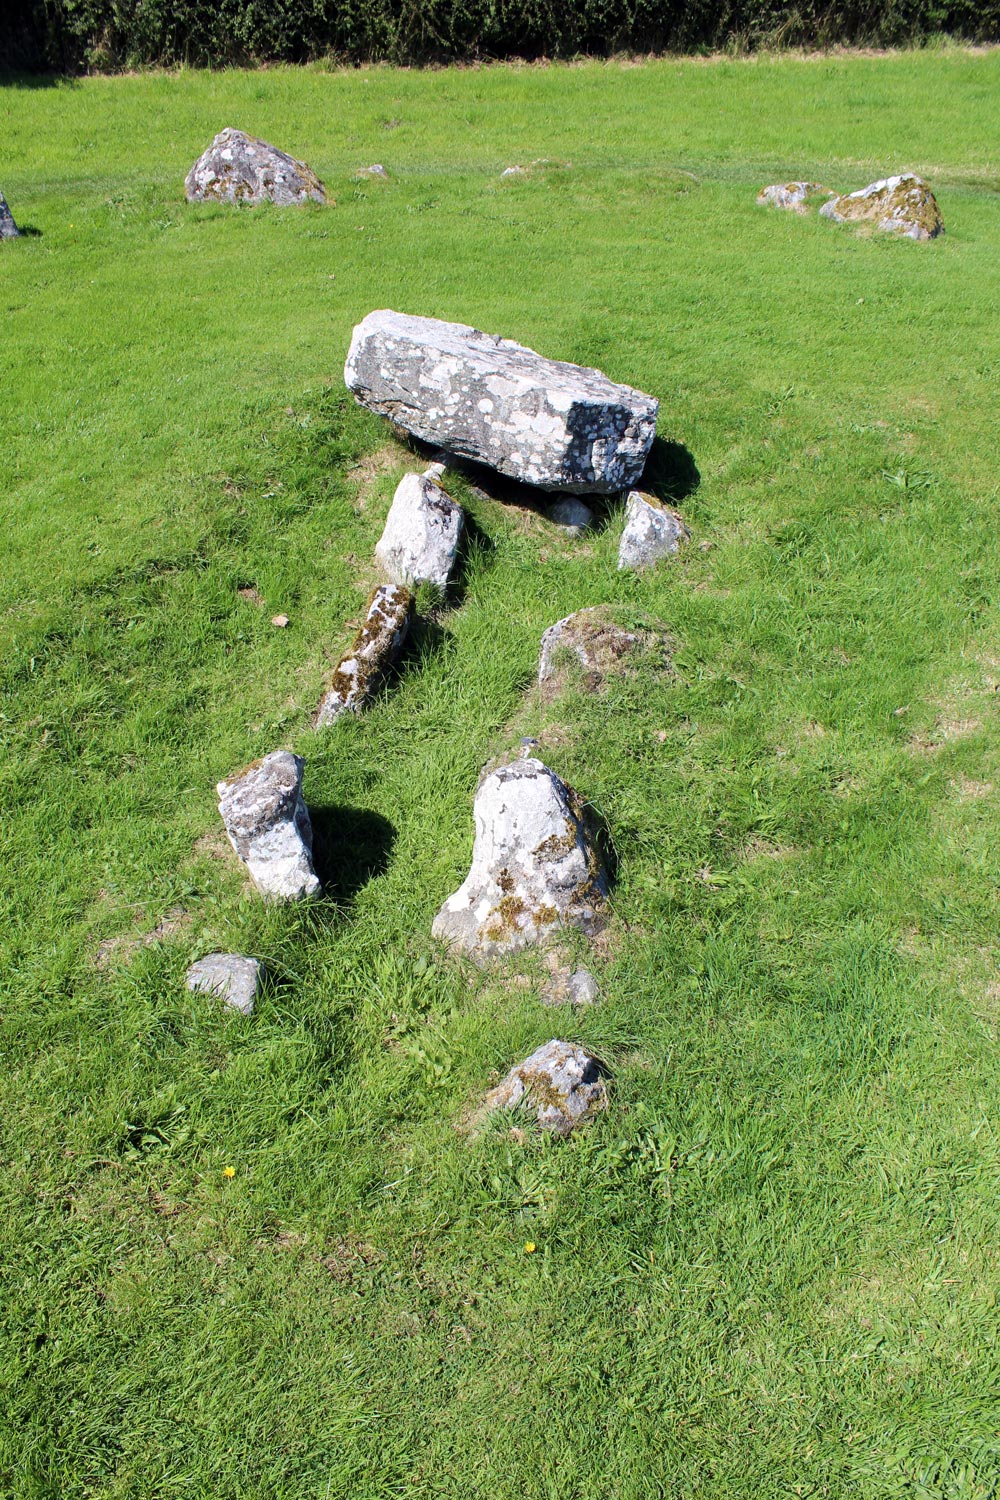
[[375, 470, 464, 589], [315, 583, 413, 726], [617, 491, 689, 571], [538, 605, 671, 692], [185, 128, 327, 206], [480, 1040, 607, 1136], [0, 192, 20, 239], [548, 498, 593, 535], [819, 174, 943, 241], [217, 751, 320, 901], [186, 954, 262, 1015], [756, 182, 831, 214]]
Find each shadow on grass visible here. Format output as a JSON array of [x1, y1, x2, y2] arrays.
[[641, 437, 701, 506], [310, 804, 396, 903]]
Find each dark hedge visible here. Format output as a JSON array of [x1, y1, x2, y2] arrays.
[[3, 0, 999, 73]]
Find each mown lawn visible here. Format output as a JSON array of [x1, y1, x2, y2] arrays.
[[3, 48, 1000, 1499]]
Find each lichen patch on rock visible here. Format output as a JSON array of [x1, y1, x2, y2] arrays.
[[315, 583, 414, 726], [538, 604, 673, 694], [819, 174, 944, 240]]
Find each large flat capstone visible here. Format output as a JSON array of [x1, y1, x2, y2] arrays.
[[344, 310, 658, 494]]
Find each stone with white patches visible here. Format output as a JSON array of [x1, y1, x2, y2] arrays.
[[315, 583, 413, 725], [617, 491, 689, 571], [217, 751, 320, 901], [819, 174, 943, 241], [375, 471, 464, 589], [185, 128, 327, 206], [479, 1039, 607, 1135], [756, 181, 832, 214]]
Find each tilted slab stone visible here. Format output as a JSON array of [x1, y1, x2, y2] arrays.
[[538, 605, 671, 692], [617, 491, 689, 571], [185, 128, 327, 206], [819, 174, 943, 241], [315, 583, 413, 726], [344, 310, 658, 494], [375, 470, 464, 589], [432, 756, 608, 958], [217, 750, 320, 901], [186, 954, 262, 1016], [0, 191, 20, 239], [480, 1040, 607, 1136], [756, 181, 832, 214]]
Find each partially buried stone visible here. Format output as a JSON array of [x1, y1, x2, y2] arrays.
[[315, 583, 413, 726], [344, 310, 658, 494], [185, 128, 327, 206], [480, 1040, 607, 1136], [0, 191, 20, 239], [543, 967, 600, 1006], [217, 750, 320, 901], [355, 164, 388, 179], [538, 604, 671, 693], [375, 470, 464, 589], [617, 491, 689, 571], [756, 181, 831, 213], [548, 498, 593, 535], [186, 954, 261, 1015], [819, 173, 943, 241], [432, 757, 608, 958]]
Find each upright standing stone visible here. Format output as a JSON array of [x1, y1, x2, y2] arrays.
[[617, 491, 689, 571], [217, 751, 320, 900], [185, 128, 327, 206], [345, 310, 658, 494], [479, 1040, 607, 1135], [0, 192, 20, 239], [375, 470, 464, 589], [819, 174, 944, 240], [315, 583, 413, 726]]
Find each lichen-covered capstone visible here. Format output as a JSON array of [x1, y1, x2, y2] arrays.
[[315, 583, 413, 726], [185, 128, 327, 206], [538, 605, 672, 692], [375, 470, 464, 589], [217, 751, 320, 901], [344, 310, 658, 494], [819, 174, 944, 241], [756, 182, 831, 214], [480, 1040, 607, 1136], [0, 191, 20, 239], [617, 491, 689, 571], [186, 954, 262, 1015], [432, 756, 608, 958]]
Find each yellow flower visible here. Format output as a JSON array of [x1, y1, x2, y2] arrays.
[[223, 1166, 235, 1178], [524, 1241, 536, 1254]]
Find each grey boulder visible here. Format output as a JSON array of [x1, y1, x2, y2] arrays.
[[344, 309, 658, 494], [756, 181, 831, 213], [375, 470, 464, 589], [0, 192, 20, 239], [315, 583, 413, 726], [185, 128, 327, 206], [217, 750, 320, 901], [432, 756, 608, 958], [617, 491, 689, 571], [186, 954, 262, 1015], [538, 605, 671, 692], [819, 173, 943, 241], [481, 1040, 607, 1136]]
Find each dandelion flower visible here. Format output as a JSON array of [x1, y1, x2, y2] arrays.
[[223, 1166, 235, 1178], [524, 1241, 536, 1254]]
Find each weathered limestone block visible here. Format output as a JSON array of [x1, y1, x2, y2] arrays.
[[186, 954, 262, 1015], [375, 470, 464, 589], [344, 310, 658, 494], [538, 605, 671, 692], [432, 756, 608, 957], [617, 491, 689, 571], [217, 750, 320, 901], [756, 181, 831, 213], [315, 583, 413, 726], [481, 1040, 607, 1136], [0, 192, 20, 239], [185, 128, 327, 206], [819, 174, 944, 241]]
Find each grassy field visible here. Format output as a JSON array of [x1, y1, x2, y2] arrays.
[[4, 48, 1000, 1499]]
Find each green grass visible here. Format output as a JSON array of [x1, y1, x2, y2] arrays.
[[4, 48, 1000, 1499]]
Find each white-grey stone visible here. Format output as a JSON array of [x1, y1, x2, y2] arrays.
[[355, 163, 388, 179], [480, 1039, 607, 1135], [185, 128, 327, 206], [315, 583, 413, 726], [819, 173, 943, 241], [186, 954, 261, 1015], [542, 967, 600, 1006], [375, 471, 464, 589], [344, 310, 658, 494], [500, 165, 526, 178], [617, 491, 689, 571], [217, 751, 320, 901], [432, 757, 608, 958], [548, 498, 593, 535], [0, 191, 20, 239], [756, 181, 831, 214]]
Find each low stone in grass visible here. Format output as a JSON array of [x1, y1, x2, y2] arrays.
[[432, 756, 608, 958], [355, 164, 388, 179], [480, 1039, 607, 1136], [756, 181, 832, 213], [548, 498, 593, 535], [617, 491, 689, 571], [819, 174, 944, 241], [538, 604, 671, 693], [375, 470, 464, 589], [217, 751, 320, 901], [543, 967, 600, 1006], [315, 583, 414, 726], [0, 191, 20, 239], [185, 128, 328, 206], [186, 954, 261, 1015]]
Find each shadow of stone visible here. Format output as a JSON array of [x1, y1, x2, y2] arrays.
[[308, 805, 396, 904], [639, 437, 701, 506], [13, 224, 43, 237]]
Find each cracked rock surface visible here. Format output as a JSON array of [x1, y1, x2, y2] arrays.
[[186, 954, 262, 1015], [345, 309, 658, 494], [0, 191, 20, 239], [820, 173, 943, 240], [375, 471, 464, 589], [315, 583, 413, 725], [184, 128, 327, 206], [432, 756, 608, 957], [617, 491, 689, 571], [481, 1040, 607, 1135], [217, 751, 320, 900], [538, 604, 671, 693]]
